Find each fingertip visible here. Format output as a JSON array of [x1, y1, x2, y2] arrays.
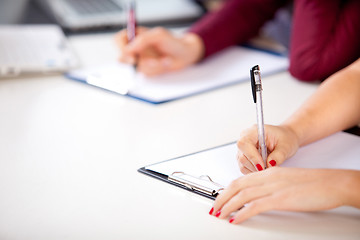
[[268, 159, 277, 167], [267, 145, 291, 167], [215, 210, 222, 218], [255, 164, 263, 171], [210, 205, 222, 217], [229, 217, 236, 224], [209, 207, 214, 215]]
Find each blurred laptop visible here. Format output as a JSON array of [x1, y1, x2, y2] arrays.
[[0, 24, 79, 78], [36, 0, 204, 30]]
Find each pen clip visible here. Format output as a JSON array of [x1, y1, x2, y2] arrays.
[[250, 65, 259, 103]]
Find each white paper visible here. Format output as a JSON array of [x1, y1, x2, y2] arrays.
[[67, 46, 288, 103], [145, 132, 360, 187]]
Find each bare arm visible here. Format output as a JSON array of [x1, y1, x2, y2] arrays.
[[237, 58, 360, 173], [284, 58, 360, 146]]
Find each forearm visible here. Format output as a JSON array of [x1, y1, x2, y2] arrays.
[[188, 0, 287, 59], [283, 59, 360, 146]]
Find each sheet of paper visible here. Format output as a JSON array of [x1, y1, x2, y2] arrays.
[[145, 132, 360, 187], [67, 46, 288, 103]]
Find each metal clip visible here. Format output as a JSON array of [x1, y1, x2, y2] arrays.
[[168, 172, 224, 197]]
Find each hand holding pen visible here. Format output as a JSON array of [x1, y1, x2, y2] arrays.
[[236, 65, 299, 174], [114, 13, 204, 76]]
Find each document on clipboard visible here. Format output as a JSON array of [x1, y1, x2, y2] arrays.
[[66, 46, 288, 104], [138, 132, 360, 200]]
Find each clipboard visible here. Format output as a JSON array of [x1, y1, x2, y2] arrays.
[[137, 169, 225, 200], [138, 142, 242, 200], [66, 46, 288, 104], [138, 132, 360, 200]]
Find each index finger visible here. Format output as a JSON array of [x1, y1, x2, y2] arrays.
[[211, 171, 267, 216], [237, 127, 265, 171], [114, 29, 129, 50]]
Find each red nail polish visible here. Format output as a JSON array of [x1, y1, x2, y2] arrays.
[[269, 160, 276, 167], [209, 207, 214, 215], [256, 164, 263, 171], [215, 210, 221, 217], [229, 218, 235, 223]]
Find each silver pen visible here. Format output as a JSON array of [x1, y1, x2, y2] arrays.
[[251, 65, 267, 168]]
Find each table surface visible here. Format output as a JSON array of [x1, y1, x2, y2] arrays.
[[0, 32, 359, 240]]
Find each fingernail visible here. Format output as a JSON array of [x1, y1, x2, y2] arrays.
[[215, 210, 221, 218], [229, 218, 235, 223], [256, 164, 263, 171], [269, 160, 277, 167], [209, 207, 214, 215]]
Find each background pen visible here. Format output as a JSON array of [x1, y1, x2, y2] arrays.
[[127, 0, 137, 70]]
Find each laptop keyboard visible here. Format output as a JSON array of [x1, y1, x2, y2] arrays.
[[0, 25, 79, 77], [64, 0, 123, 15]]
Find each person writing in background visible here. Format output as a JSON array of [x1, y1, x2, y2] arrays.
[[116, 0, 360, 81], [208, 58, 360, 224]]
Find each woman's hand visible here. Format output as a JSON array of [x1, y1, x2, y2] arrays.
[[115, 27, 204, 76], [209, 167, 360, 224], [237, 124, 300, 174]]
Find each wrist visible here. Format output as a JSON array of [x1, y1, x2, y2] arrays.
[[279, 123, 302, 148], [281, 110, 315, 147], [181, 33, 205, 65]]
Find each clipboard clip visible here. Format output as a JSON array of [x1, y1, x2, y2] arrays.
[[168, 172, 225, 197]]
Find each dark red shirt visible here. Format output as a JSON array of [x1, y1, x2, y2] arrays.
[[189, 0, 360, 81]]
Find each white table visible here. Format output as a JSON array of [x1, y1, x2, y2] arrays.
[[0, 33, 358, 240]]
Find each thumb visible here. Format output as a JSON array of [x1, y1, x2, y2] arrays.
[[266, 147, 288, 168]]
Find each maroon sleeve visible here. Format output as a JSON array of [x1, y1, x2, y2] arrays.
[[188, 0, 287, 58], [289, 0, 360, 82]]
